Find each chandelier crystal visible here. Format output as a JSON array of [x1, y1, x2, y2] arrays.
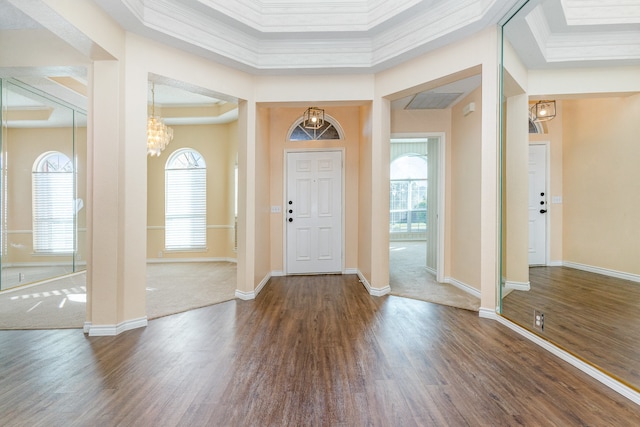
[[147, 83, 174, 156]]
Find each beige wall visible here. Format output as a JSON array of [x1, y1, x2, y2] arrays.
[[146, 122, 238, 260], [562, 94, 640, 274], [450, 86, 483, 290], [267, 106, 361, 273]]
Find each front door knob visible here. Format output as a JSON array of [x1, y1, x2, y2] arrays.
[[540, 209, 547, 214]]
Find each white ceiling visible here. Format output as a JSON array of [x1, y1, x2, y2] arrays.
[[1, 0, 639, 127]]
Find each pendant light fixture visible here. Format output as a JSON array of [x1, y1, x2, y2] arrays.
[[302, 107, 325, 129], [147, 82, 174, 156]]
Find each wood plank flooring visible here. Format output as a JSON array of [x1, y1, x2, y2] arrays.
[[1, 274, 639, 426], [502, 266, 640, 389]]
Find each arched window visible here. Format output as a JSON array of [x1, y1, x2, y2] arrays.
[[32, 152, 74, 253], [165, 148, 207, 250], [287, 114, 344, 141], [390, 155, 428, 234]]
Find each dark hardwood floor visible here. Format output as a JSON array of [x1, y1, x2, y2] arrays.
[[502, 266, 640, 389], [1, 274, 639, 426]]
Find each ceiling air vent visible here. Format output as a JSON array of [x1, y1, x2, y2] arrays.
[[406, 92, 463, 109]]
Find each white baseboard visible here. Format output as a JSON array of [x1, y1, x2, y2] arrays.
[[491, 314, 640, 406], [235, 272, 271, 300], [546, 260, 563, 267], [504, 280, 530, 291], [478, 307, 496, 319], [444, 277, 481, 298], [146, 257, 237, 264], [563, 261, 640, 284], [343, 268, 358, 275], [271, 270, 285, 277], [357, 270, 390, 297], [86, 316, 148, 336]]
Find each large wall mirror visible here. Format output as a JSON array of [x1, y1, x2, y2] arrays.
[[500, 0, 640, 390], [0, 78, 87, 291]]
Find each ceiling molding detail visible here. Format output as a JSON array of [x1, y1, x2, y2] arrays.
[[95, 0, 519, 73], [524, 2, 640, 65], [560, 0, 640, 26]]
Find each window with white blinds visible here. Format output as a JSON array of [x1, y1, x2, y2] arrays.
[[165, 149, 207, 251], [32, 152, 75, 253]]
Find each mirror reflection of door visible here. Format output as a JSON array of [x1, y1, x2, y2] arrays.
[[286, 150, 343, 275], [528, 144, 547, 266]]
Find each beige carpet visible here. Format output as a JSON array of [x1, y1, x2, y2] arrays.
[[389, 241, 480, 311], [0, 262, 237, 330]]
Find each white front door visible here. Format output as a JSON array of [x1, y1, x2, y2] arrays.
[[286, 151, 343, 274], [528, 144, 547, 265]]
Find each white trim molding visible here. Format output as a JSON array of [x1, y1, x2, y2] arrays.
[[235, 272, 271, 300], [146, 257, 237, 264], [563, 261, 640, 284], [86, 317, 148, 336], [504, 280, 531, 291], [357, 270, 390, 297], [444, 277, 481, 298]]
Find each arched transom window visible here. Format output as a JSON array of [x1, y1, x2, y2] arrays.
[[165, 148, 207, 251], [288, 114, 344, 141]]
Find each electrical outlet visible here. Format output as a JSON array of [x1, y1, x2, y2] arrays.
[[533, 309, 544, 331]]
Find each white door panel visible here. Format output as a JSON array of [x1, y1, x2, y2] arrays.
[[287, 151, 342, 274], [528, 145, 547, 265]]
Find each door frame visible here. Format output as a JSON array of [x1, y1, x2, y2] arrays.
[[283, 148, 346, 275], [390, 132, 446, 283], [529, 142, 551, 266]]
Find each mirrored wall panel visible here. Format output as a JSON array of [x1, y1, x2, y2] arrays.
[[500, 0, 640, 389], [0, 79, 87, 291]]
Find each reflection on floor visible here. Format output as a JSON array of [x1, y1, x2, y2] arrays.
[[0, 262, 237, 330], [502, 266, 640, 390], [389, 241, 480, 311], [0, 265, 77, 291]]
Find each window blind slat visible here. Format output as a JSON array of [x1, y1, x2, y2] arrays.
[[32, 154, 75, 253], [165, 151, 206, 250]]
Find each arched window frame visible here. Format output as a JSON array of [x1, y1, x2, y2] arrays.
[[286, 114, 345, 141], [165, 148, 207, 251], [32, 151, 75, 254]]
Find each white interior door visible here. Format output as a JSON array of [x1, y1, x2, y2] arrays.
[[286, 151, 342, 274], [528, 144, 547, 265]]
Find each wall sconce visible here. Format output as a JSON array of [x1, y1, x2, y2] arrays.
[[531, 100, 556, 122], [303, 107, 325, 129]]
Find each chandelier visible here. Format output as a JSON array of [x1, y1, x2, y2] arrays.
[[147, 82, 174, 156], [530, 100, 556, 122], [302, 107, 325, 129]]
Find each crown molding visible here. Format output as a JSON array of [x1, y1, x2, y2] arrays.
[[98, 0, 517, 73]]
